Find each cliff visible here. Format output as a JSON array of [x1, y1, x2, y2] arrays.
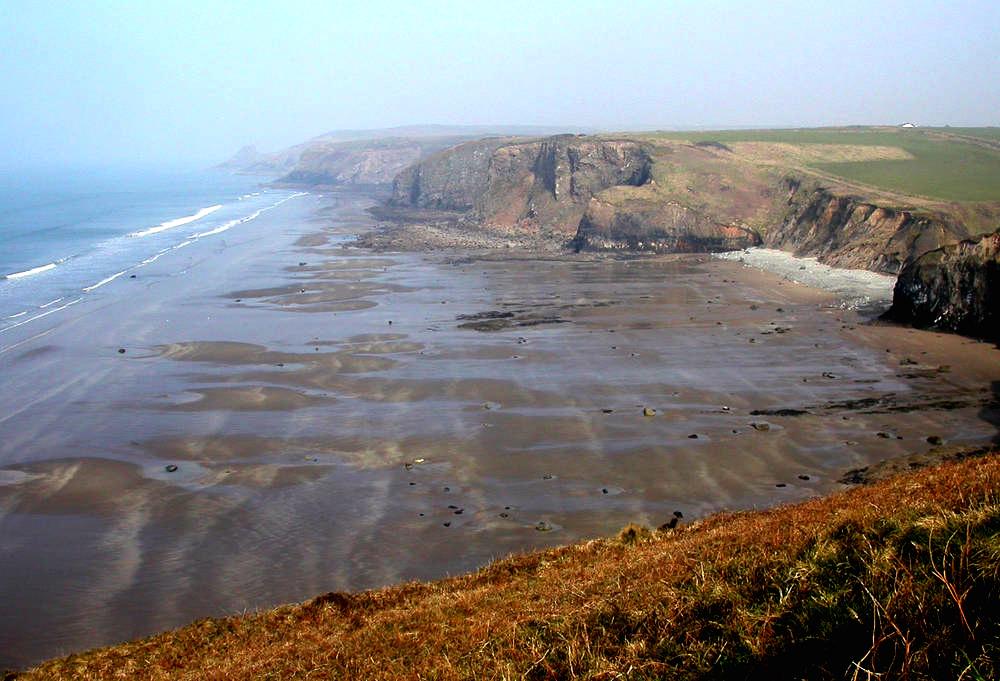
[[219, 126, 576, 183], [886, 229, 1000, 340], [389, 137, 519, 210], [278, 137, 474, 187], [764, 178, 972, 274], [391, 136, 654, 236], [390, 136, 757, 250], [387, 134, 985, 268]]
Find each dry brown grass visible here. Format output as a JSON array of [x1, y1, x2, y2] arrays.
[[728, 142, 915, 165], [12, 453, 1000, 680]]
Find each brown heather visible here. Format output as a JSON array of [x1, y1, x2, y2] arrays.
[[12, 453, 1000, 680]]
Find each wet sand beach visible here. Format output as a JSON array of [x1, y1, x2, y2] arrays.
[[1, 191, 998, 669]]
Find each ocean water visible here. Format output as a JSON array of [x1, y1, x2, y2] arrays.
[[0, 165, 304, 332]]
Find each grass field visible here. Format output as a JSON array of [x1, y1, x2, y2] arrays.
[[644, 127, 1000, 202], [936, 127, 1000, 143]]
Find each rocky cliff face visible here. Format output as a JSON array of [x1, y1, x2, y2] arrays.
[[391, 136, 655, 236], [764, 179, 971, 274], [573, 197, 760, 252], [389, 138, 517, 210], [885, 229, 1000, 340], [475, 137, 652, 235], [385, 136, 984, 267], [280, 140, 427, 187]]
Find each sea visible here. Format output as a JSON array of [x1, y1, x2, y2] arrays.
[[0, 164, 303, 334]]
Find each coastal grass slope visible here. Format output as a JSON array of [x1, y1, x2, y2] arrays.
[[643, 127, 1000, 203], [15, 453, 1000, 680]]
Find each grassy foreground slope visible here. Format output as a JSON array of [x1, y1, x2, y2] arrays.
[[18, 453, 1000, 680], [644, 127, 1000, 203]]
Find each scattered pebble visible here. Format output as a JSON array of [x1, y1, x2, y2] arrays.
[[643, 407, 657, 417], [798, 474, 810, 481], [118, 348, 126, 354], [165, 464, 178, 473], [751, 422, 770, 431], [927, 435, 944, 445], [687, 434, 699, 439], [535, 521, 553, 532], [775, 483, 787, 488]]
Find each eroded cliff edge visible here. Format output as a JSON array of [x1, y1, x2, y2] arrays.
[[885, 229, 1000, 341], [388, 136, 761, 252], [386, 135, 980, 271]]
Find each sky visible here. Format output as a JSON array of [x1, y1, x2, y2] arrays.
[[1, 0, 998, 165]]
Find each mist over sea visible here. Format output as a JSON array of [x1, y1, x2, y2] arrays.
[[0, 165, 299, 331]]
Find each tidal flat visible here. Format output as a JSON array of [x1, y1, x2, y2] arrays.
[[1, 192, 998, 669]]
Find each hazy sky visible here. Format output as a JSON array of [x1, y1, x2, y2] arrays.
[[1, 0, 997, 165]]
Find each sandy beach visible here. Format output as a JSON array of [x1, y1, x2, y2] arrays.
[[1, 191, 998, 670]]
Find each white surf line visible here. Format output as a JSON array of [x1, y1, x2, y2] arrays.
[[188, 192, 308, 239], [0, 297, 83, 334], [6, 311, 28, 319], [128, 204, 223, 238], [1, 193, 308, 333], [39, 297, 64, 308], [3, 262, 58, 280], [139, 246, 172, 265], [82, 269, 129, 292]]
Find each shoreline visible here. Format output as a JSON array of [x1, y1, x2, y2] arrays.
[[2, 190, 999, 670], [359, 210, 900, 310]]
